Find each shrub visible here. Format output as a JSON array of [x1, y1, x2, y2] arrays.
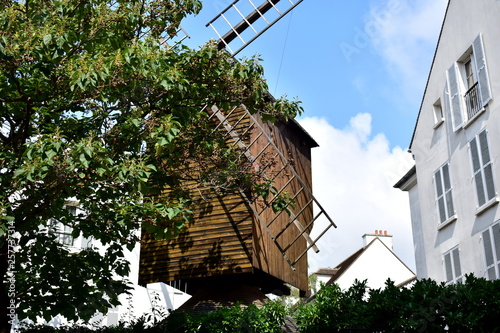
[[294, 275, 500, 333]]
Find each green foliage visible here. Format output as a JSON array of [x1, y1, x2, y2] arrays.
[[161, 301, 286, 333], [19, 301, 287, 333], [294, 275, 500, 333], [0, 0, 303, 326], [253, 180, 296, 215]]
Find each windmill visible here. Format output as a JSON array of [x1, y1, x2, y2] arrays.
[[139, 0, 336, 307]]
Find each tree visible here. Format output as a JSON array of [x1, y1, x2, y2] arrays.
[[0, 1, 302, 332]]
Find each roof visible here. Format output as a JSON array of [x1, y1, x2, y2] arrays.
[[393, 165, 417, 189], [324, 247, 367, 286], [323, 238, 415, 287]]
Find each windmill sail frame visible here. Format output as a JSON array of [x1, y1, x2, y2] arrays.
[[207, 0, 304, 56], [208, 104, 336, 269]]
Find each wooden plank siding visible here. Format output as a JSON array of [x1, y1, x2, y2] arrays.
[[139, 190, 254, 284], [139, 106, 317, 296], [250, 117, 315, 295]]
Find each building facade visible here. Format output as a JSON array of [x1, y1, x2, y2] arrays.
[[395, 0, 500, 283], [314, 231, 416, 291]]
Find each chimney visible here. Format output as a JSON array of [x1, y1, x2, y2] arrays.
[[362, 230, 393, 250]]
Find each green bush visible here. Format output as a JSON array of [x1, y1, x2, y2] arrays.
[[19, 301, 287, 333], [294, 275, 500, 333], [163, 301, 286, 333], [19, 276, 500, 332]]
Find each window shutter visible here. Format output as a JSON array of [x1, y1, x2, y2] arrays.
[[447, 63, 463, 130], [472, 34, 492, 107], [483, 229, 496, 279], [442, 164, 454, 216], [444, 252, 453, 282], [442, 84, 450, 122], [435, 169, 446, 222], [493, 224, 500, 265], [479, 131, 496, 200], [470, 137, 486, 206], [452, 248, 462, 278]]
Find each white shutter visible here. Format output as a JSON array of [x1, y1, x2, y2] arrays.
[[452, 248, 462, 278], [446, 63, 463, 131], [470, 137, 486, 206], [478, 131, 496, 201], [444, 252, 453, 282], [442, 84, 450, 122], [435, 169, 446, 223], [472, 34, 492, 107], [493, 224, 500, 266], [483, 229, 497, 279]]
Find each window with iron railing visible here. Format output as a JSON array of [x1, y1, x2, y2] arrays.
[[446, 34, 492, 131], [464, 81, 481, 120]]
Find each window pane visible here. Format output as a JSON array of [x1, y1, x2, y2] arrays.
[[61, 234, 73, 246], [465, 58, 474, 89], [483, 230, 494, 266], [446, 191, 454, 218], [470, 138, 481, 172], [452, 248, 462, 278], [444, 253, 453, 282]]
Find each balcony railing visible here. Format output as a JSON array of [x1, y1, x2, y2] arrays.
[[465, 81, 482, 121]]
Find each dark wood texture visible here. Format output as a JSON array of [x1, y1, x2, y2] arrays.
[[139, 107, 316, 295]]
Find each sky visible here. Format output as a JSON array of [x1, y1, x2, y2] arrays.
[[180, 0, 449, 275]]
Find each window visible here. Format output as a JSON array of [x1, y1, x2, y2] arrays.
[[482, 222, 500, 280], [446, 34, 492, 130], [434, 163, 455, 224], [433, 99, 444, 128], [50, 206, 77, 246], [469, 130, 497, 209], [49, 205, 92, 248], [444, 247, 462, 284]]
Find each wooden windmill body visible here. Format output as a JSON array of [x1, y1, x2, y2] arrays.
[[139, 0, 336, 304]]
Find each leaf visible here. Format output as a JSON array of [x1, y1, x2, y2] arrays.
[[43, 34, 52, 45], [145, 164, 157, 171], [13, 168, 26, 178], [131, 118, 141, 127], [79, 153, 89, 168], [45, 149, 57, 160], [158, 136, 168, 146]]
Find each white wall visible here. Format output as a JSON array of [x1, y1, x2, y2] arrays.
[[335, 239, 415, 290], [409, 0, 500, 281]]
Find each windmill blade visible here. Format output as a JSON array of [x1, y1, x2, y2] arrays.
[[207, 0, 304, 56], [208, 104, 337, 269]]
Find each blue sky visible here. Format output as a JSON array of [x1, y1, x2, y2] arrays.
[[181, 0, 449, 275]]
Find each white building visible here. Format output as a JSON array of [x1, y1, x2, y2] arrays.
[[314, 231, 416, 291], [395, 0, 500, 283], [27, 202, 191, 328]]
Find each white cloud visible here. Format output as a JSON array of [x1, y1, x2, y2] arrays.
[[368, 0, 448, 98], [299, 115, 415, 275]]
